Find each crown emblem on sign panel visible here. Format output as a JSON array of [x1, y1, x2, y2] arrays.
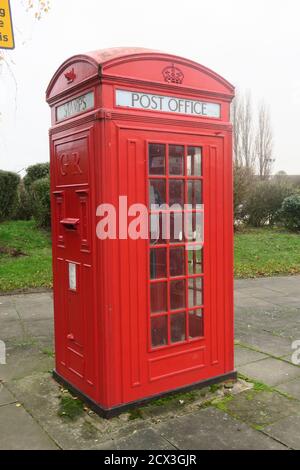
[[64, 68, 76, 84], [162, 64, 184, 84]]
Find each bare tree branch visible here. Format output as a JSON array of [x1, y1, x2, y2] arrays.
[[231, 91, 255, 169], [240, 91, 255, 168], [231, 91, 242, 166], [255, 102, 274, 179]]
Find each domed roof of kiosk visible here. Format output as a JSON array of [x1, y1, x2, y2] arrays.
[[84, 47, 162, 65], [83, 47, 233, 90], [46, 47, 234, 100]]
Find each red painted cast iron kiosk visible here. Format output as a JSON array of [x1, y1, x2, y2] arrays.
[[46, 47, 236, 417]]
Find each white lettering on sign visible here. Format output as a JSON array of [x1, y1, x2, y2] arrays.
[[116, 89, 220, 118], [56, 92, 94, 121]]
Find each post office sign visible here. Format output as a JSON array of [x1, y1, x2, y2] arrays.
[[116, 89, 220, 118]]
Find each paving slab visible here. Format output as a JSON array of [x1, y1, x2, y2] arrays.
[[234, 296, 277, 309], [22, 318, 54, 338], [257, 296, 300, 308], [282, 354, 296, 364], [236, 329, 293, 357], [5, 371, 149, 450], [0, 319, 24, 342], [0, 305, 19, 323], [239, 357, 300, 386], [236, 306, 300, 341], [236, 286, 283, 299], [97, 428, 176, 450], [225, 390, 300, 427], [264, 415, 300, 450], [0, 343, 54, 382], [234, 345, 268, 367], [32, 335, 55, 350], [259, 277, 300, 295], [5, 372, 102, 450], [276, 378, 300, 400], [235, 276, 300, 294], [9, 292, 53, 305], [0, 403, 58, 450], [0, 385, 17, 406], [12, 293, 53, 320], [15, 301, 53, 321], [1, 293, 53, 321], [156, 407, 286, 450]]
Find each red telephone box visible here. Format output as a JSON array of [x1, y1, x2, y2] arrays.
[[46, 47, 236, 417]]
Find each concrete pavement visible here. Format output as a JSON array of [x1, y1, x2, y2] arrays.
[[1, 276, 300, 449]]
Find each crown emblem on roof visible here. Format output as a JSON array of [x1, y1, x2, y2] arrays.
[[162, 64, 184, 84]]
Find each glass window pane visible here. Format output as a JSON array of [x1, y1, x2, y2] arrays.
[[170, 247, 185, 277], [189, 309, 204, 338], [170, 279, 186, 310], [169, 180, 184, 206], [151, 316, 168, 347], [169, 145, 184, 175], [171, 312, 186, 343], [188, 246, 203, 274], [188, 181, 202, 205], [150, 248, 167, 279], [187, 147, 202, 176], [149, 143, 166, 175], [185, 212, 204, 243], [150, 282, 167, 313], [170, 212, 183, 243], [150, 213, 167, 245], [188, 277, 203, 307], [149, 180, 166, 206]]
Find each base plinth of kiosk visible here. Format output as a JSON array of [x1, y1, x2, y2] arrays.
[[53, 369, 238, 419]]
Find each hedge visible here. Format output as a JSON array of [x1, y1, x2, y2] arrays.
[[31, 176, 51, 229], [0, 170, 20, 221], [13, 180, 33, 221], [23, 162, 50, 191]]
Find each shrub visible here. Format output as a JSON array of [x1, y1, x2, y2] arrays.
[[13, 181, 33, 221], [23, 162, 50, 191], [22, 162, 50, 226], [31, 176, 51, 229], [242, 179, 293, 227], [0, 170, 20, 221], [278, 194, 300, 231], [233, 165, 254, 222]]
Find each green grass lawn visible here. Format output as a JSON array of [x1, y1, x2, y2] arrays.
[[1, 221, 300, 291], [0, 220, 52, 292], [234, 227, 300, 278]]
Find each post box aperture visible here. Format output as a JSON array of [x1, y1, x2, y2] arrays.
[[46, 47, 236, 417]]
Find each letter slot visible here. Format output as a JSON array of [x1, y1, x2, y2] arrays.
[[60, 218, 79, 231]]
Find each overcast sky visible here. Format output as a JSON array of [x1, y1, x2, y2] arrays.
[[0, 0, 299, 174]]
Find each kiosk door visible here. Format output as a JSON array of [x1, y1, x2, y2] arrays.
[[119, 128, 230, 402], [51, 125, 97, 396]]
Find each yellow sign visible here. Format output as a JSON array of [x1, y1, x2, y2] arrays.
[[0, 0, 14, 49]]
